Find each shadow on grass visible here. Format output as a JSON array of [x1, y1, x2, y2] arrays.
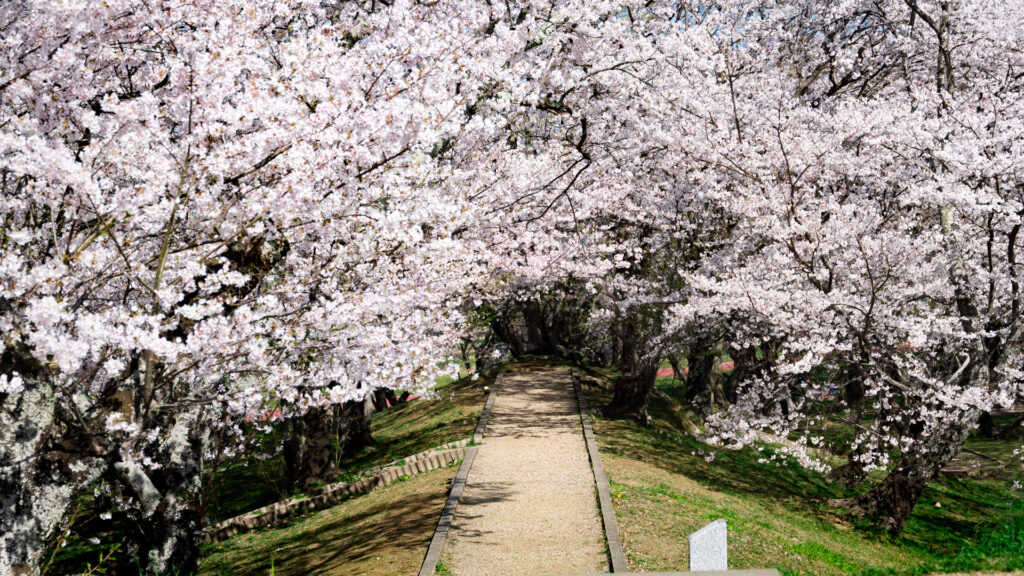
[[575, 361, 1024, 572], [206, 372, 494, 523], [202, 472, 454, 576]]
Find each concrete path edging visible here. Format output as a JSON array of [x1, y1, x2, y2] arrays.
[[418, 370, 504, 576], [572, 367, 629, 573]]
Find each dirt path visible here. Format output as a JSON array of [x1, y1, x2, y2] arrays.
[[442, 365, 607, 575]]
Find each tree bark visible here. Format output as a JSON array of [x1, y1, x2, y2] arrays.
[[1, 381, 106, 576], [339, 398, 374, 457], [722, 345, 755, 405], [114, 406, 209, 576], [604, 363, 659, 426], [686, 341, 726, 418], [839, 409, 978, 533], [604, 315, 658, 425], [284, 406, 340, 491], [522, 299, 550, 354], [1, 364, 109, 573], [668, 354, 685, 382], [490, 318, 525, 359]]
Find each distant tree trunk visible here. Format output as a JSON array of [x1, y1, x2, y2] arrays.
[[978, 411, 995, 438], [604, 316, 658, 425], [285, 396, 375, 491], [669, 354, 685, 382], [686, 340, 725, 418], [826, 443, 870, 489], [491, 318, 525, 358], [995, 413, 1024, 439], [373, 388, 410, 411], [828, 362, 870, 488], [284, 406, 340, 491], [384, 389, 409, 407], [843, 358, 867, 420], [522, 299, 550, 354], [722, 345, 755, 404], [459, 338, 474, 374], [605, 363, 659, 426], [340, 397, 374, 456], [372, 389, 387, 411]]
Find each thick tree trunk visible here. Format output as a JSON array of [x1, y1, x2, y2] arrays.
[[284, 406, 340, 491], [285, 397, 375, 491], [1, 381, 105, 576], [1, 370, 117, 576], [838, 409, 979, 533], [522, 299, 553, 355], [491, 318, 525, 359], [604, 363, 659, 426], [604, 316, 658, 425], [339, 398, 374, 457], [114, 407, 208, 576]]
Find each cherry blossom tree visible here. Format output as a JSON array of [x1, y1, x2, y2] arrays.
[[0, 0, 498, 572], [664, 0, 1024, 531], [4, 2, 1023, 573], [473, 0, 1024, 531]]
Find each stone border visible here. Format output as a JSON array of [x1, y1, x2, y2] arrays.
[[418, 370, 504, 576], [572, 367, 628, 573], [201, 442, 469, 544], [417, 445, 478, 576], [473, 372, 501, 444]]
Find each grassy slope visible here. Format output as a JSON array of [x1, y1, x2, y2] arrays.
[[576, 366, 1024, 576], [207, 370, 491, 523], [197, 372, 495, 574], [200, 465, 458, 576], [47, 370, 492, 575]]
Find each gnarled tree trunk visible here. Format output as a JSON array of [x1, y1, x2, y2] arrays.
[[1, 381, 106, 576], [284, 396, 375, 492], [114, 407, 209, 576], [837, 408, 979, 533], [604, 314, 658, 425]]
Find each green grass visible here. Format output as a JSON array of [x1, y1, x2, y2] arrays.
[[576, 365, 1024, 576], [206, 371, 494, 523], [46, 369, 497, 576], [200, 464, 460, 576]]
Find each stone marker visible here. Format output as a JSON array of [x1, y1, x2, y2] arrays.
[[689, 518, 728, 571]]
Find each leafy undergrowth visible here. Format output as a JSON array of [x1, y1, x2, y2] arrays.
[[577, 366, 1024, 576], [199, 464, 459, 576]]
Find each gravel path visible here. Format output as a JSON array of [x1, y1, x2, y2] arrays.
[[443, 365, 607, 576]]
